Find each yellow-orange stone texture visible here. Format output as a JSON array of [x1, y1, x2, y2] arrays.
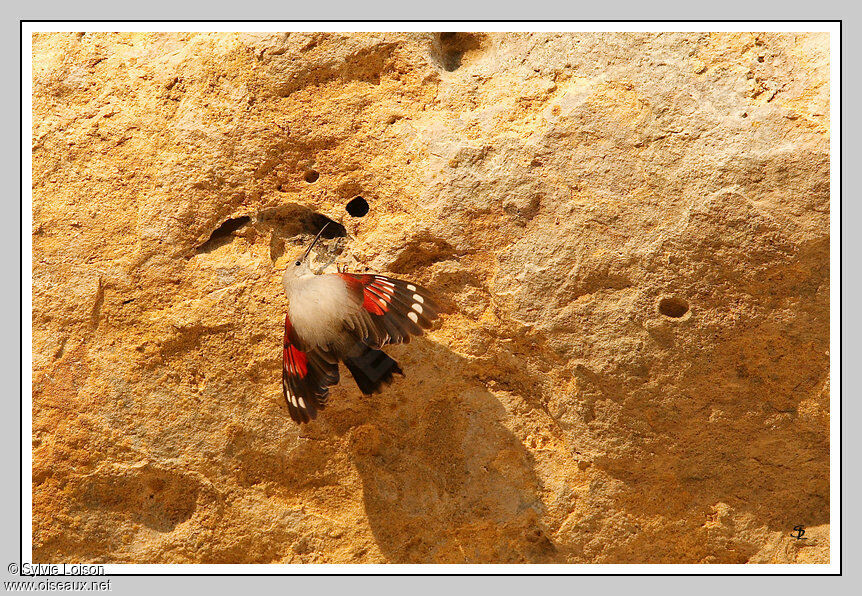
[[31, 32, 830, 563]]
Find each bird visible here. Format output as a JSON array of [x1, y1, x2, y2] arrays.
[[281, 224, 440, 423]]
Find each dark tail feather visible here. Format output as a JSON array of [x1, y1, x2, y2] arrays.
[[344, 347, 403, 395]]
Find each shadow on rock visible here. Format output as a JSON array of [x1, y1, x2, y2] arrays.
[[346, 339, 556, 563]]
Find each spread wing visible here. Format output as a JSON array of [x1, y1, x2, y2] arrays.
[[283, 313, 340, 424], [337, 273, 439, 347]]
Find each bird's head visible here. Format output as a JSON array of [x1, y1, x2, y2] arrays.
[[282, 223, 329, 294]]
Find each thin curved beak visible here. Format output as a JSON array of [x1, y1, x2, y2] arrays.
[[301, 222, 330, 262]]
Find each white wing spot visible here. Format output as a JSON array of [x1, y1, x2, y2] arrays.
[[407, 284, 416, 291], [408, 311, 419, 323], [298, 397, 306, 409], [413, 294, 424, 303], [412, 303, 423, 314]]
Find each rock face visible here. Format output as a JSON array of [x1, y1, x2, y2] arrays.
[[31, 32, 830, 564]]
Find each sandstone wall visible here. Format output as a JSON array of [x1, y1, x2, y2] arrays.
[[31, 32, 830, 563]]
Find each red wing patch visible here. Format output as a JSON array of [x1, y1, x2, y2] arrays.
[[362, 290, 388, 315], [283, 316, 308, 378], [282, 313, 338, 424], [283, 345, 307, 378], [337, 273, 372, 290], [338, 273, 395, 315], [338, 273, 440, 346]]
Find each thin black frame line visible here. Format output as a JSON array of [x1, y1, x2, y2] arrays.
[[18, 16, 23, 580], [20, 19, 842, 23], [21, 21, 841, 577], [838, 17, 843, 577]]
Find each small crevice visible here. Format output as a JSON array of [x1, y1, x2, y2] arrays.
[[658, 296, 690, 319], [53, 336, 68, 361], [195, 216, 252, 254], [257, 204, 345, 262]]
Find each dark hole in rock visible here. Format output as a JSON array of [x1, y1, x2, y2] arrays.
[[304, 170, 319, 183], [346, 196, 369, 218], [658, 296, 690, 318], [196, 216, 251, 253], [310, 212, 346, 238], [437, 32, 484, 72]]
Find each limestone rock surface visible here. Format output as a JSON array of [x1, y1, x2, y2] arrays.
[[31, 32, 830, 564]]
